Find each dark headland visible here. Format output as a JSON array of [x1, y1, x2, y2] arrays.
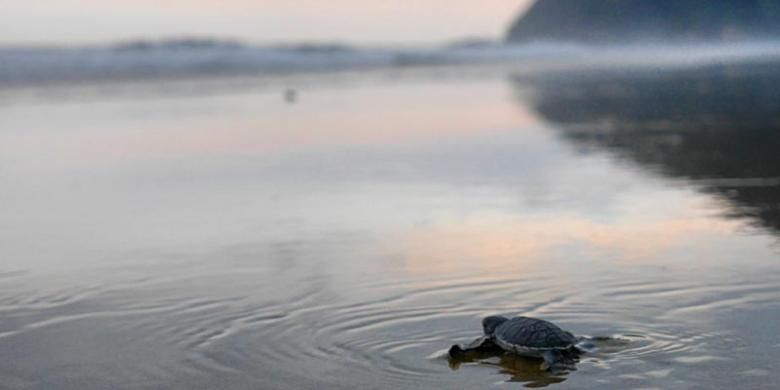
[[507, 0, 780, 43]]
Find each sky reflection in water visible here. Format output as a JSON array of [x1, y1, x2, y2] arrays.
[[0, 63, 778, 389]]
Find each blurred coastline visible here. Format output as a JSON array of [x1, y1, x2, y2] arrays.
[[4, 38, 780, 92]]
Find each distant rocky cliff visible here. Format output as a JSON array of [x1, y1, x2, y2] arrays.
[[507, 0, 780, 43]]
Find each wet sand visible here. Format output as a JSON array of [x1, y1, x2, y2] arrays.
[[0, 62, 779, 389]]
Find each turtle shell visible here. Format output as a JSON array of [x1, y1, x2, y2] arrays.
[[492, 317, 576, 352]]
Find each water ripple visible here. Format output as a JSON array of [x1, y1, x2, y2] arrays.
[[2, 262, 778, 388]]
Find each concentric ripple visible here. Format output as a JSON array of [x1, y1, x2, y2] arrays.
[[2, 258, 777, 389]]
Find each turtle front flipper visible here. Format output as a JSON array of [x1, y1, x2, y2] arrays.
[[448, 344, 466, 359], [465, 336, 493, 350], [449, 336, 497, 359]]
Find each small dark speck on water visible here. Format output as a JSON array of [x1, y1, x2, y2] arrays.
[[284, 88, 298, 103]]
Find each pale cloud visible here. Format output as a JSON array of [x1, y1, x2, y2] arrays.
[[0, 0, 534, 45]]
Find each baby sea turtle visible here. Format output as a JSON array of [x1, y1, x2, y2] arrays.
[[449, 316, 589, 370]]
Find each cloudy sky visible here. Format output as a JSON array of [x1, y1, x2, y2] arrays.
[[1, 0, 534, 45]]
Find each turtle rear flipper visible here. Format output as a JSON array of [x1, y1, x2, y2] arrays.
[[540, 351, 558, 371], [540, 350, 581, 372], [574, 337, 598, 353]]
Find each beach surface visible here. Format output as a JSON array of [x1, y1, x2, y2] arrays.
[[1, 58, 779, 389]]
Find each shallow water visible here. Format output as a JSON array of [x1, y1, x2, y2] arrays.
[[1, 62, 779, 389]]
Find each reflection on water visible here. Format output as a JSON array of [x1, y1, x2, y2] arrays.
[[449, 349, 571, 388], [520, 61, 780, 234], [0, 61, 779, 389]]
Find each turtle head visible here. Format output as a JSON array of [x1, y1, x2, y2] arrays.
[[482, 315, 508, 335]]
